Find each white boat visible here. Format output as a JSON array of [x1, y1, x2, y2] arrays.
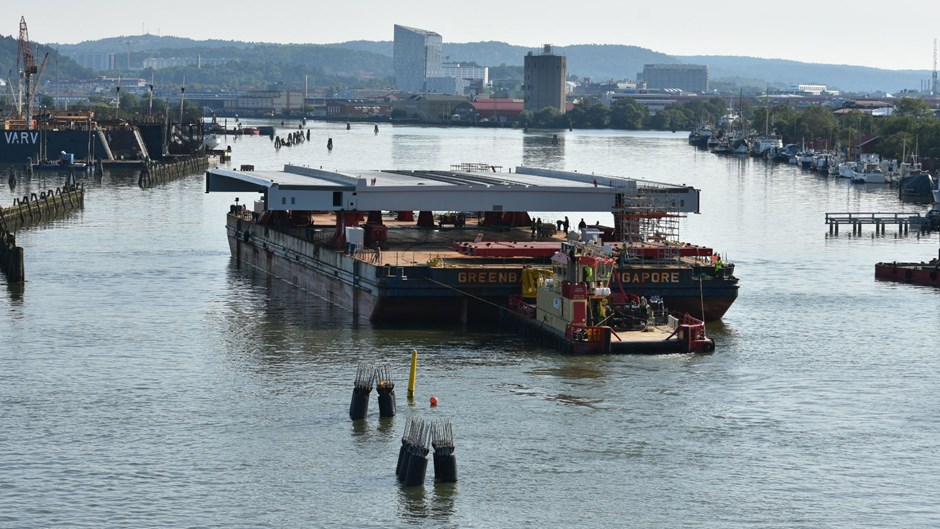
[[827, 154, 844, 176], [849, 153, 888, 184], [751, 135, 783, 158], [813, 152, 835, 173], [797, 150, 815, 169], [838, 161, 858, 178], [731, 137, 750, 155], [851, 168, 887, 184]]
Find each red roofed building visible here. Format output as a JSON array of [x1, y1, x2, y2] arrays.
[[468, 99, 525, 123]]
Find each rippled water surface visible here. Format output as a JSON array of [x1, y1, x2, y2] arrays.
[[2, 123, 939, 528]]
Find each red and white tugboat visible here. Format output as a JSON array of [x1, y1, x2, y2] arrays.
[[507, 237, 715, 354]]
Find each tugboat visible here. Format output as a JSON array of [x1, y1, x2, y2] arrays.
[[506, 236, 714, 354]]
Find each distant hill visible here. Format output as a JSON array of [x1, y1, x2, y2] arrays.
[[326, 40, 675, 81], [677, 55, 929, 94], [334, 39, 926, 93], [0, 34, 92, 85], [20, 34, 935, 94], [51, 35, 254, 55]]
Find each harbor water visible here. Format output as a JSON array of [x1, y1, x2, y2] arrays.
[[2, 123, 938, 528]]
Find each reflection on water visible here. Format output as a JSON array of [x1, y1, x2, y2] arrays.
[[4, 281, 24, 303], [430, 481, 458, 522], [397, 478, 457, 523], [522, 131, 566, 169], [392, 129, 444, 169], [397, 484, 429, 521]]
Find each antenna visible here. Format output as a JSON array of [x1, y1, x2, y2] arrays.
[[932, 38, 937, 96]]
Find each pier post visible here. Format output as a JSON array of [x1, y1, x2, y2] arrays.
[[375, 365, 396, 418], [0, 230, 24, 283]]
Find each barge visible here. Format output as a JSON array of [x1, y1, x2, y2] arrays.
[[207, 164, 738, 324], [875, 252, 940, 288]]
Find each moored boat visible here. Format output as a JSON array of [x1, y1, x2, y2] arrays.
[[751, 135, 783, 158], [688, 124, 713, 148], [875, 252, 940, 288], [30, 151, 92, 173]]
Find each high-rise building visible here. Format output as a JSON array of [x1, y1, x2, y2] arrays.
[[640, 64, 709, 93], [393, 25, 443, 93], [523, 45, 567, 113]]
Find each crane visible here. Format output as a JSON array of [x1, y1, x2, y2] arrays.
[[17, 16, 49, 130]]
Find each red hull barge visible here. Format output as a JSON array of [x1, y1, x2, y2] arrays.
[[875, 258, 940, 288]]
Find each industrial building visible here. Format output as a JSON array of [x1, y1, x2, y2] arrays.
[[640, 64, 708, 93], [523, 45, 567, 113]]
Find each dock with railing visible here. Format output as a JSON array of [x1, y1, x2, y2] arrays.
[[825, 212, 934, 236]]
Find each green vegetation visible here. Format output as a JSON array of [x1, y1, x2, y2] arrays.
[[748, 98, 940, 160], [521, 97, 730, 131], [518, 96, 940, 163]]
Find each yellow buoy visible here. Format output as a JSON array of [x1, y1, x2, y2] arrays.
[[407, 350, 417, 400]]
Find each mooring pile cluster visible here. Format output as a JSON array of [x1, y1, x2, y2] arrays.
[[348, 364, 396, 420], [397, 417, 457, 486]]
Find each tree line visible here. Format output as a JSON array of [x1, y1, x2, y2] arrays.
[[520, 97, 940, 163]]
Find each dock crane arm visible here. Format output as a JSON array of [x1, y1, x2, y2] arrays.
[[23, 52, 48, 129]]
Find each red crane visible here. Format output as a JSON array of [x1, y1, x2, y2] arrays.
[[17, 16, 49, 130]]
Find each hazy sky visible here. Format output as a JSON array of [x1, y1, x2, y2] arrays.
[[12, 0, 937, 71]]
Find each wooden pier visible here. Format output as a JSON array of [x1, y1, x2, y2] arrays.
[[138, 155, 209, 188], [0, 183, 85, 233], [825, 212, 932, 236]]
